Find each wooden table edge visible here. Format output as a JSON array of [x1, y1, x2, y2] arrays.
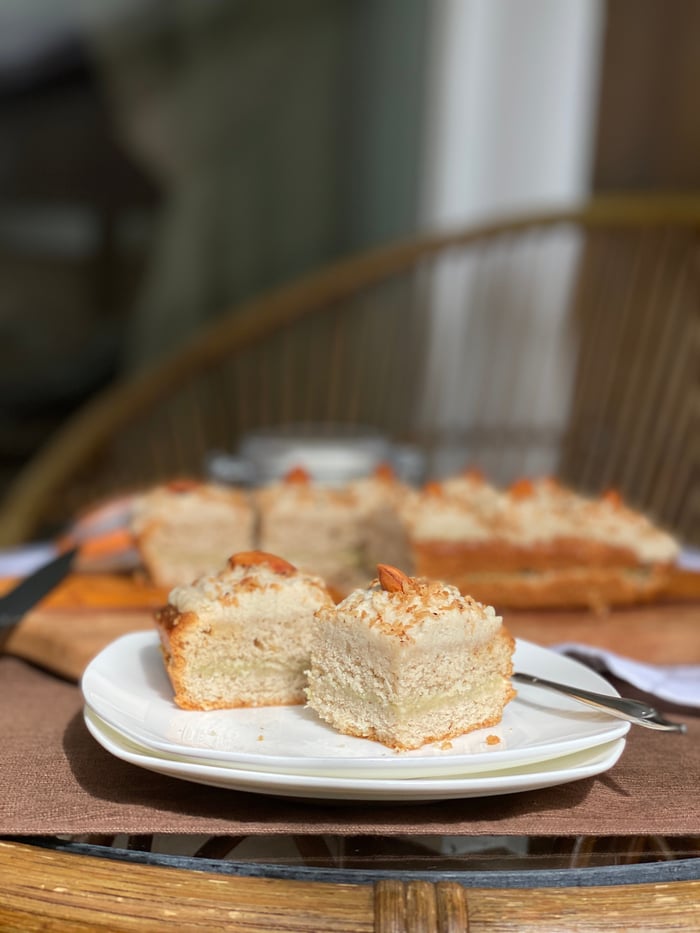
[[1, 840, 698, 931]]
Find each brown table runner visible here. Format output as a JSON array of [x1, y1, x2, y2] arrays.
[[2, 655, 698, 837]]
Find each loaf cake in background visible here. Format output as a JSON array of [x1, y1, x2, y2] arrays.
[[154, 550, 334, 710], [120, 465, 680, 611], [305, 564, 515, 750], [404, 473, 680, 611], [131, 479, 256, 588]]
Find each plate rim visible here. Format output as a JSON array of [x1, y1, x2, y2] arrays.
[[84, 705, 627, 801], [81, 631, 630, 777]]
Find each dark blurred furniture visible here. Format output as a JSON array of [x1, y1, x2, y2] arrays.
[[0, 194, 697, 546], [0, 37, 158, 485]]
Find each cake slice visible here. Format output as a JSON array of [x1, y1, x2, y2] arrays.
[[154, 550, 334, 710], [305, 564, 515, 750], [346, 462, 416, 574], [254, 466, 369, 599], [131, 479, 256, 587]]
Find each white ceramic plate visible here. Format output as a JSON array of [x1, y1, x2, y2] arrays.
[[81, 632, 629, 779], [84, 707, 626, 802]]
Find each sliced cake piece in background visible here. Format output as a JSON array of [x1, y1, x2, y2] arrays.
[[346, 461, 416, 575], [254, 466, 370, 599], [131, 479, 256, 587]]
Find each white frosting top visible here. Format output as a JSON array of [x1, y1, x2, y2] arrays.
[[405, 477, 679, 563], [168, 558, 332, 620], [254, 480, 361, 517], [573, 497, 679, 563], [131, 482, 251, 532], [327, 576, 502, 642], [345, 474, 417, 515]]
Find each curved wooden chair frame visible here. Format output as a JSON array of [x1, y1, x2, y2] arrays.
[[0, 193, 698, 546]]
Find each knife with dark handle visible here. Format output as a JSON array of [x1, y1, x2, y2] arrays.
[[0, 547, 78, 650]]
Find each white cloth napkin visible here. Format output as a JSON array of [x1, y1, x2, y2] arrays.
[[678, 546, 700, 572], [553, 643, 700, 709]]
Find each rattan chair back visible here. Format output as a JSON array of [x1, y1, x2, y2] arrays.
[[0, 195, 697, 546]]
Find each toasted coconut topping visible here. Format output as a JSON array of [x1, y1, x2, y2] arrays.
[[167, 556, 332, 617], [322, 574, 501, 641]]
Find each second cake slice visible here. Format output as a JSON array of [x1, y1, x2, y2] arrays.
[[305, 564, 515, 750]]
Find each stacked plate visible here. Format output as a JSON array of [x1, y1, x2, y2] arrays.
[[82, 633, 629, 802]]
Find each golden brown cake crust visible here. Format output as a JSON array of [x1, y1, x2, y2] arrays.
[[442, 566, 671, 612], [331, 706, 514, 751], [154, 608, 203, 708], [412, 537, 644, 573], [133, 470, 681, 611]]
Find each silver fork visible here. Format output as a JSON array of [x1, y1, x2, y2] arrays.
[[513, 672, 688, 733]]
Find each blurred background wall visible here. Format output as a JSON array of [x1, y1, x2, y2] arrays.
[[0, 0, 697, 495]]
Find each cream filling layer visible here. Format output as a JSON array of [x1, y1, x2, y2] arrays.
[[187, 657, 305, 681], [307, 677, 507, 719]]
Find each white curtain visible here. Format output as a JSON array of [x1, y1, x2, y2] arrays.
[[417, 0, 605, 479]]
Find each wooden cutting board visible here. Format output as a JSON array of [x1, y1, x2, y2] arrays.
[[2, 574, 168, 682], [2, 571, 699, 682]]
